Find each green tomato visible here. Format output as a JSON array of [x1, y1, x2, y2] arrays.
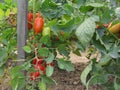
[[42, 27, 51, 36]]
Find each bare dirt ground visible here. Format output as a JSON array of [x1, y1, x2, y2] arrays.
[[50, 52, 102, 90]]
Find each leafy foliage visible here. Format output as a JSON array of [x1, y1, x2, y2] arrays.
[[0, 0, 120, 90]]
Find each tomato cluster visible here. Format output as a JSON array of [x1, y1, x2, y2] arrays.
[[27, 12, 54, 80], [30, 57, 54, 80], [27, 12, 44, 34]]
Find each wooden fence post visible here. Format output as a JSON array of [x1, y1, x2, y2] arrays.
[[17, 0, 28, 62]]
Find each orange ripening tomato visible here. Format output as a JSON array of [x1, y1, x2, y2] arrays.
[[34, 17, 44, 34], [27, 12, 33, 30]]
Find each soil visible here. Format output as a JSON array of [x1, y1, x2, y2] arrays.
[[50, 63, 102, 90], [49, 52, 102, 90]]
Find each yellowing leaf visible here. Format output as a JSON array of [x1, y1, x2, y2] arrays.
[[5, 9, 11, 17], [0, 9, 4, 19]]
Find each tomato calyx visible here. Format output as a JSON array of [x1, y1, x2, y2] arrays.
[[36, 12, 42, 18]]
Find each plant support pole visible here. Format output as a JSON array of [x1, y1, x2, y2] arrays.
[[17, 0, 28, 61]]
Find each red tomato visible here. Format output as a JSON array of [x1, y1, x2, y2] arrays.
[[35, 64, 45, 71], [30, 71, 40, 80], [35, 71, 40, 77], [34, 17, 44, 34], [27, 12, 33, 30], [32, 57, 43, 65], [30, 72, 36, 80]]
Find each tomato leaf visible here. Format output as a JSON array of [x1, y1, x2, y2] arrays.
[[92, 35, 107, 54], [99, 54, 112, 66], [38, 81, 47, 90], [41, 75, 56, 85], [23, 45, 32, 53], [80, 62, 92, 86], [109, 45, 120, 59], [0, 66, 4, 76], [114, 78, 120, 90], [86, 74, 108, 90], [0, 9, 4, 19], [46, 66, 54, 77], [10, 66, 25, 90], [75, 16, 99, 48], [11, 76, 25, 90], [0, 47, 8, 67], [57, 58, 74, 72], [86, 3, 104, 8], [45, 53, 55, 63], [80, 6, 94, 13], [38, 48, 49, 57], [58, 44, 70, 57], [40, 35, 51, 47]]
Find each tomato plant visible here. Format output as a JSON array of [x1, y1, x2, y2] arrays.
[[0, 0, 120, 90]]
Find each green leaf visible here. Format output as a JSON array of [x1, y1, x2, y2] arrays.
[[51, 18, 76, 33], [40, 35, 51, 47], [38, 48, 49, 57], [0, 47, 8, 67], [58, 44, 70, 57], [92, 34, 107, 54], [11, 76, 25, 90], [75, 16, 99, 48], [114, 78, 120, 90], [0, 9, 4, 19], [45, 53, 55, 63], [38, 81, 47, 90], [73, 49, 81, 56], [0, 66, 4, 76], [57, 58, 74, 72], [109, 45, 120, 59], [41, 75, 56, 85], [0, 3, 6, 9], [80, 6, 94, 13], [63, 4, 74, 15], [86, 74, 108, 90], [99, 54, 112, 66], [10, 66, 23, 79], [10, 66, 25, 90], [5, 9, 11, 16], [22, 62, 31, 70], [23, 46, 32, 53], [46, 66, 54, 77], [80, 62, 92, 86], [4, 0, 12, 4], [86, 3, 104, 8]]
